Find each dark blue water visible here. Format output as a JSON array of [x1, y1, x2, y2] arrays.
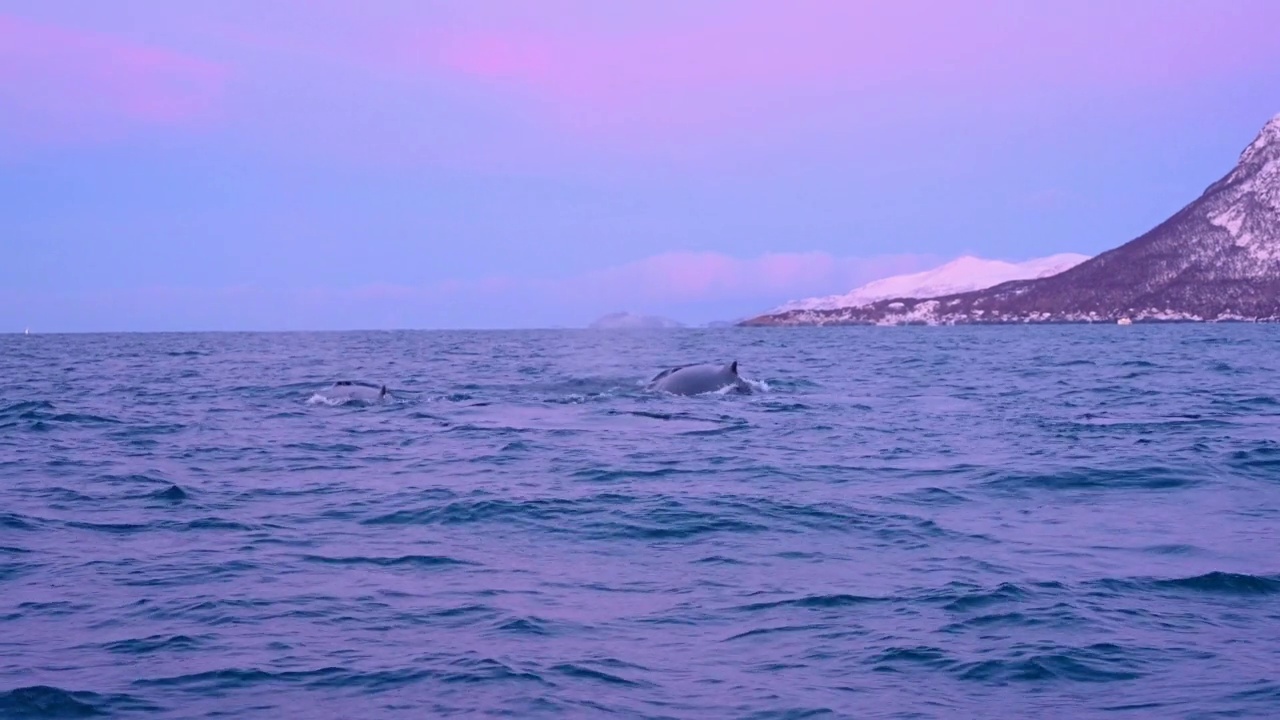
[[3, 327, 1279, 719]]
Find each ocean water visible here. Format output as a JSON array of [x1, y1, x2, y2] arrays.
[[2, 327, 1279, 719]]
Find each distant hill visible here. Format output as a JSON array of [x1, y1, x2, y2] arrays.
[[744, 112, 1280, 326], [588, 312, 685, 329]]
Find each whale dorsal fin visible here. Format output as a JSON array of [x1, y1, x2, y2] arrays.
[[729, 360, 738, 375], [380, 385, 388, 397]]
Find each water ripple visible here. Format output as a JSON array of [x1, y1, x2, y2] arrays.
[[2, 327, 1279, 718]]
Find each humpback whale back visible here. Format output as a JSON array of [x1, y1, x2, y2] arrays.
[[311, 381, 392, 405], [648, 360, 751, 396]]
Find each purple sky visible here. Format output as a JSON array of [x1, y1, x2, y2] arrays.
[[4, 1, 1280, 331]]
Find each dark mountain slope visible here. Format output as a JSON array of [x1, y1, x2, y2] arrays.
[[743, 113, 1280, 326]]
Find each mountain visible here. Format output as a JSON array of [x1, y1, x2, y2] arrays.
[[743, 112, 1280, 326], [770, 253, 1091, 313], [588, 311, 685, 329]]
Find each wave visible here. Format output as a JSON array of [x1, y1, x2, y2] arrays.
[[954, 647, 1145, 683], [0, 400, 55, 418], [1153, 572, 1280, 595], [569, 467, 698, 482], [0, 400, 122, 430], [493, 617, 554, 636], [299, 554, 476, 568], [734, 593, 883, 613], [132, 665, 444, 691], [723, 623, 826, 642], [1095, 571, 1280, 596], [581, 515, 768, 540], [1228, 443, 1280, 477], [364, 497, 594, 526], [866, 641, 1151, 684], [550, 663, 648, 687], [0, 512, 40, 531], [100, 633, 207, 655], [0, 685, 159, 717], [980, 466, 1200, 493], [932, 582, 1030, 612]]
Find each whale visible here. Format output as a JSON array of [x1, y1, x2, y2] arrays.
[[313, 381, 390, 405], [647, 361, 752, 396]]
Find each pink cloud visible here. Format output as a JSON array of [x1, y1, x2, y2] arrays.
[[212, 251, 917, 308], [346, 283, 421, 302], [436, 35, 554, 84], [384, 1, 1280, 141], [357, 250, 939, 309], [126, 1, 1277, 171], [559, 250, 939, 306], [0, 14, 227, 148], [113, 250, 937, 309], [9, 250, 941, 330]]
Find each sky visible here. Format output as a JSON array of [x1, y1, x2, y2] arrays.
[[3, 0, 1280, 332]]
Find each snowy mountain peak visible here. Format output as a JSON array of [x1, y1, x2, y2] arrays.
[[1203, 112, 1280, 266], [1261, 111, 1280, 136], [1234, 112, 1280, 171], [771, 253, 1090, 313]]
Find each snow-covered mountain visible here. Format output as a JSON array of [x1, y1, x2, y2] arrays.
[[588, 311, 685, 329], [771, 253, 1090, 313], [744, 112, 1280, 326]]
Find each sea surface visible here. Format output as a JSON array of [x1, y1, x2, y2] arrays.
[[2, 327, 1279, 719]]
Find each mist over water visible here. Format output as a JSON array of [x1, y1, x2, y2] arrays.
[[2, 327, 1279, 718]]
